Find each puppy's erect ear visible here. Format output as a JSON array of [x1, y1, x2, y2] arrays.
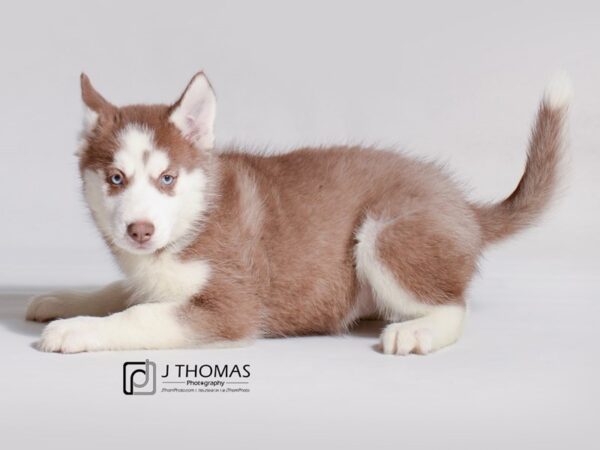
[[80, 73, 116, 134], [169, 72, 216, 150]]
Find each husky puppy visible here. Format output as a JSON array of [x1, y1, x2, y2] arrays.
[[26, 73, 570, 354]]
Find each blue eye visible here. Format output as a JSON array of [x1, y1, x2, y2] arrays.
[[161, 174, 175, 185], [110, 173, 124, 185]]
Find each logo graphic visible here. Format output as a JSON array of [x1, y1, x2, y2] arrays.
[[123, 359, 157, 395]]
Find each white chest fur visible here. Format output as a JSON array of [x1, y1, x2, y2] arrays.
[[117, 252, 211, 305]]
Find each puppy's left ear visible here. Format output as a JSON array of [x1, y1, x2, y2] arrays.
[[169, 72, 217, 150]]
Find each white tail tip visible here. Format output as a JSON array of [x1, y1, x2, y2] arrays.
[[543, 72, 572, 109]]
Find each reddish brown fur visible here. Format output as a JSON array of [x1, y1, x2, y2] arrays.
[[78, 75, 567, 342], [474, 105, 565, 243], [80, 75, 209, 174]]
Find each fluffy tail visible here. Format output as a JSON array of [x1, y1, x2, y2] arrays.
[[474, 74, 571, 245]]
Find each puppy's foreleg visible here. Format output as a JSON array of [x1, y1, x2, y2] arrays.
[[37, 302, 193, 353], [26, 281, 131, 322]]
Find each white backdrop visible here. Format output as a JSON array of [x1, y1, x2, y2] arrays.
[[1, 3, 599, 450], [0, 0, 598, 287]]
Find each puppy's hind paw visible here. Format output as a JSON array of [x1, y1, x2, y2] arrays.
[[380, 322, 433, 356]]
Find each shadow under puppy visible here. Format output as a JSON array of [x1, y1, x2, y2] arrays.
[[27, 72, 570, 354]]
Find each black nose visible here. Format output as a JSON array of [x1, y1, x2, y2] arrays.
[[127, 221, 155, 244]]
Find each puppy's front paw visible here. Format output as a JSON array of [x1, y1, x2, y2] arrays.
[[27, 294, 67, 322], [26, 292, 84, 322], [38, 316, 105, 353]]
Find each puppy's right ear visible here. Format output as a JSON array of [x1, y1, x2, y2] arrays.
[[80, 73, 116, 133]]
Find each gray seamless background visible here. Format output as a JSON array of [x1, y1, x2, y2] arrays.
[[0, 2, 598, 449], [0, 0, 598, 286]]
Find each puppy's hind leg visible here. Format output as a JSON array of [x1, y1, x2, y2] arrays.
[[355, 214, 476, 355]]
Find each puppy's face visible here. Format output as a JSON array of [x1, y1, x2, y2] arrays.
[[78, 73, 217, 255]]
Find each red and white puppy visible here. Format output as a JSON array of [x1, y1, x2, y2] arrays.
[[26, 72, 570, 354]]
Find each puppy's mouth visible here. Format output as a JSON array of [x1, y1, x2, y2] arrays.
[[115, 236, 161, 255], [130, 240, 153, 251]]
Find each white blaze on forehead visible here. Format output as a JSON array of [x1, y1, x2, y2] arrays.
[[114, 124, 170, 178], [146, 151, 170, 178]]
